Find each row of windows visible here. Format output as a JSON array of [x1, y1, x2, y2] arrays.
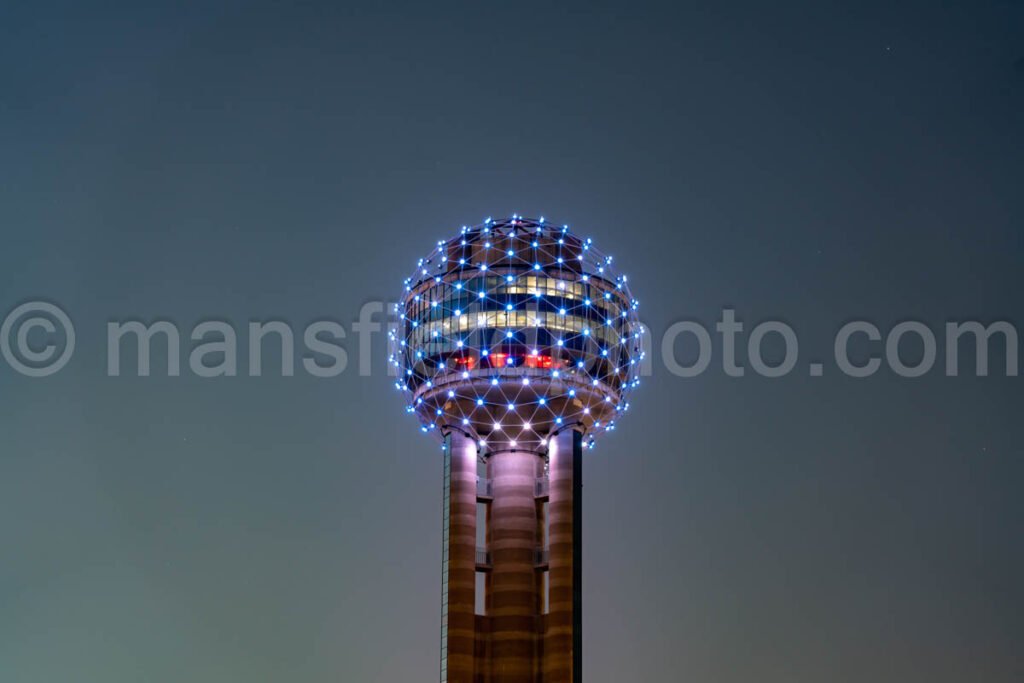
[[408, 332, 625, 355], [407, 351, 625, 375], [410, 295, 625, 325], [406, 312, 629, 347], [409, 276, 627, 319], [405, 356, 629, 392]]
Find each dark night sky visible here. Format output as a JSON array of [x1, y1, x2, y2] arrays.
[[1, 1, 1022, 681]]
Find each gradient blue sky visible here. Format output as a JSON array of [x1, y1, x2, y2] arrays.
[[1, 1, 1021, 681]]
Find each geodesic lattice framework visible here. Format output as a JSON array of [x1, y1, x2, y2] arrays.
[[388, 216, 643, 453]]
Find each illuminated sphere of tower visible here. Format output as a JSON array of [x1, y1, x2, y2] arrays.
[[389, 216, 643, 452]]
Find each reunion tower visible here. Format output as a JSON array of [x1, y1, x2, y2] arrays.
[[389, 216, 643, 682]]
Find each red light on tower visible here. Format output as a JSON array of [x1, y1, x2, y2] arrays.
[[525, 354, 554, 369]]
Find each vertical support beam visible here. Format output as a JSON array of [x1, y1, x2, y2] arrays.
[[572, 432, 582, 683], [441, 431, 478, 682], [488, 450, 542, 682], [544, 429, 583, 683]]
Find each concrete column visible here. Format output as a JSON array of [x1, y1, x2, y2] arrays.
[[544, 429, 582, 683], [442, 431, 479, 682], [488, 449, 542, 682]]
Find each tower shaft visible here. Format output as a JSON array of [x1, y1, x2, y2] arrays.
[[545, 429, 583, 683], [441, 432, 480, 682], [489, 450, 543, 681], [440, 430, 583, 683]]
